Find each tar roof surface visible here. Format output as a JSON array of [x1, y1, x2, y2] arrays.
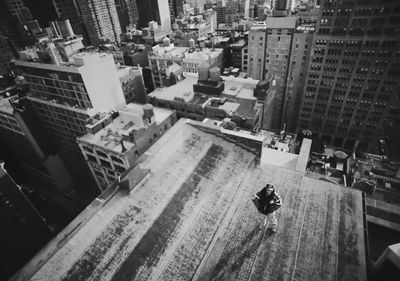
[[14, 119, 366, 281]]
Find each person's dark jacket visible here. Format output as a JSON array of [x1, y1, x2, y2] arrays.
[[256, 187, 282, 215]]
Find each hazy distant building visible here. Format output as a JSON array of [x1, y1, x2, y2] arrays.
[[0, 0, 37, 49], [0, 36, 16, 75], [136, 0, 172, 33], [297, 0, 400, 152], [4, 0, 32, 23], [215, 0, 245, 25], [77, 103, 176, 190], [169, 0, 184, 19], [77, 0, 122, 45]]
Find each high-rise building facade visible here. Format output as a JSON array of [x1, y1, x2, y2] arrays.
[[283, 24, 314, 133], [77, 0, 122, 46], [264, 17, 297, 130], [52, 0, 87, 44], [297, 0, 400, 152], [115, 0, 139, 32], [53, 0, 122, 46], [247, 23, 267, 80], [4, 0, 32, 23], [135, 0, 172, 33], [169, 0, 184, 20]]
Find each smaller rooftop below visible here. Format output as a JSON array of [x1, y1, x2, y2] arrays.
[[78, 103, 173, 153], [266, 17, 297, 29], [0, 96, 16, 115]]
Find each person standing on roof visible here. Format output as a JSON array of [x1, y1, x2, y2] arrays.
[[254, 184, 282, 233]]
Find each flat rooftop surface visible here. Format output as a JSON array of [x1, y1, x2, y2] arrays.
[[14, 120, 366, 281]]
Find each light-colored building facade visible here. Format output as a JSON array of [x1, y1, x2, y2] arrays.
[[78, 103, 177, 190], [247, 23, 267, 80], [14, 40, 127, 192]]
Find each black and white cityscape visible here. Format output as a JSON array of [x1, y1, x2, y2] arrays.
[[0, 0, 399, 280]]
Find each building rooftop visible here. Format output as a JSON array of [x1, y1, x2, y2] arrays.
[[250, 23, 267, 31], [116, 65, 142, 83], [78, 104, 173, 153], [14, 51, 113, 72], [258, 130, 297, 153], [12, 119, 366, 281], [296, 24, 316, 33], [183, 48, 223, 61], [0, 96, 15, 115], [266, 17, 297, 29], [230, 39, 247, 47], [151, 45, 188, 58], [149, 76, 260, 117]]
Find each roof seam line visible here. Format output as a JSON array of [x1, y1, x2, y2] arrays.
[[290, 178, 311, 281]]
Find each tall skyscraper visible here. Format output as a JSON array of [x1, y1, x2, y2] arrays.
[[77, 0, 122, 45], [124, 0, 139, 27], [263, 17, 297, 131], [274, 0, 295, 11], [283, 24, 314, 133], [115, 0, 139, 32], [53, 0, 122, 46], [297, 0, 400, 152], [169, 0, 184, 19], [135, 0, 172, 33]]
